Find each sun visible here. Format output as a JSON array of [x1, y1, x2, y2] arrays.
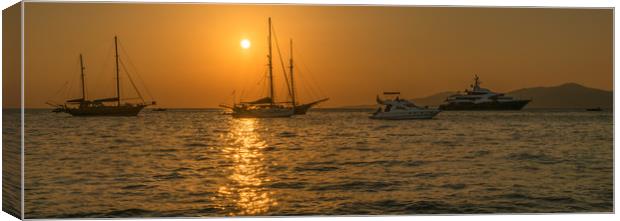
[[240, 39, 251, 49]]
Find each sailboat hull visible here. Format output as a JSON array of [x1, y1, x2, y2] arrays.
[[293, 103, 314, 115], [65, 105, 146, 117], [59, 37, 154, 117], [232, 107, 294, 118], [293, 104, 309, 115]]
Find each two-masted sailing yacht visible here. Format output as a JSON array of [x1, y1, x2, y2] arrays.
[[54, 36, 155, 116], [224, 18, 295, 118], [221, 18, 328, 117]]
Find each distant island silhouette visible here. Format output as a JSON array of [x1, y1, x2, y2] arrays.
[[339, 83, 612, 109]]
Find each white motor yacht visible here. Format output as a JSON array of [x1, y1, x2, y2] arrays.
[[370, 92, 441, 120], [439, 75, 531, 110]]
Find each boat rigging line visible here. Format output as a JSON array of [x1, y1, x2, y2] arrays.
[[118, 39, 156, 103], [271, 24, 294, 102]]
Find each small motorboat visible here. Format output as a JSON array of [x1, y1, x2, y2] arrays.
[[370, 92, 441, 120], [586, 107, 603, 111]]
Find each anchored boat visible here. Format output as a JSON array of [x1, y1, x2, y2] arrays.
[[439, 75, 530, 111], [370, 92, 441, 120], [50, 36, 155, 116], [221, 18, 328, 117], [222, 18, 294, 118]]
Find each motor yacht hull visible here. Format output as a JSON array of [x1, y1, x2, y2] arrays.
[[439, 100, 530, 111], [370, 110, 441, 120]]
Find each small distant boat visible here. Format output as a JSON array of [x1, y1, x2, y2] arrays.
[[370, 92, 441, 120], [439, 75, 531, 111], [152, 108, 167, 112], [586, 107, 603, 111], [50, 36, 155, 116]]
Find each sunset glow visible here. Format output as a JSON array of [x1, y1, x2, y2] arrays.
[[240, 39, 251, 49], [19, 4, 613, 109]]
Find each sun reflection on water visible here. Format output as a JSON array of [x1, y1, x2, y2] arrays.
[[217, 118, 276, 215]]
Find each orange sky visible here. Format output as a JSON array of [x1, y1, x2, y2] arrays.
[[19, 3, 612, 108]]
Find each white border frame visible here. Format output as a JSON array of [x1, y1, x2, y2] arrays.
[[1, 1, 617, 221]]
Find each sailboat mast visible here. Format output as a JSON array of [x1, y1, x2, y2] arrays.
[[268, 17, 274, 105], [79, 54, 86, 100], [114, 36, 121, 107], [289, 39, 296, 106]]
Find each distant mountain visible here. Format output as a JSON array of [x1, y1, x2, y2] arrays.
[[339, 83, 612, 109], [507, 83, 612, 109]]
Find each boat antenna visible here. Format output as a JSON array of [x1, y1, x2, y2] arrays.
[[473, 74, 480, 89], [79, 54, 86, 101], [114, 36, 121, 107], [268, 17, 274, 105], [289, 38, 296, 107]]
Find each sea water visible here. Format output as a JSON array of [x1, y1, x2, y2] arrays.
[[21, 109, 613, 218]]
